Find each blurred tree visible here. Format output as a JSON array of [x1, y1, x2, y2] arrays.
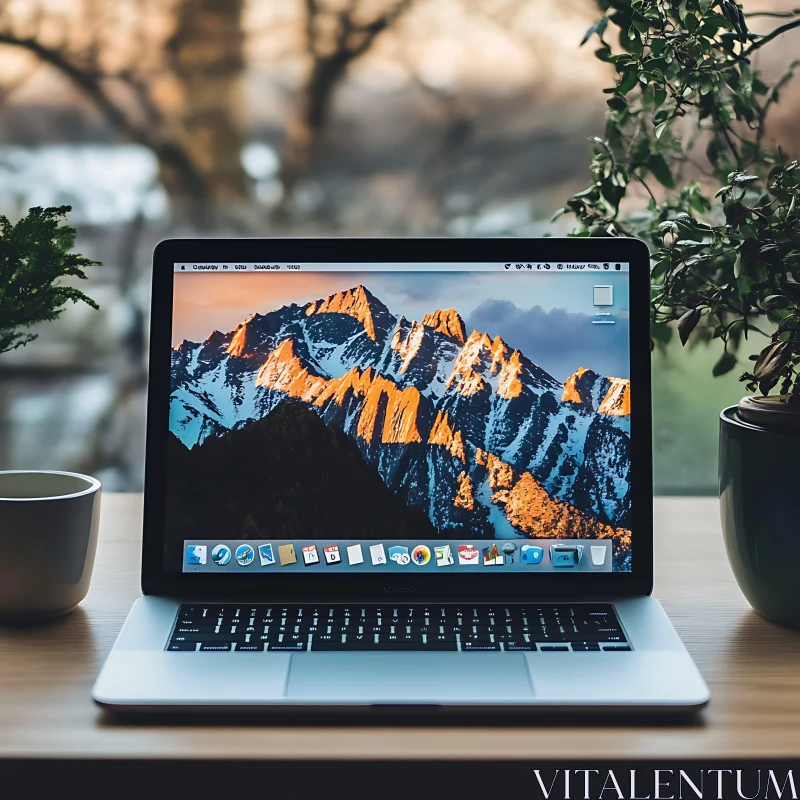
[[0, 0, 250, 222], [280, 0, 414, 203], [159, 0, 250, 209]]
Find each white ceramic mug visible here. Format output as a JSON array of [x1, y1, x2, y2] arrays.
[[0, 470, 101, 620]]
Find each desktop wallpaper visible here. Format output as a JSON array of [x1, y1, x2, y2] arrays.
[[166, 270, 632, 570]]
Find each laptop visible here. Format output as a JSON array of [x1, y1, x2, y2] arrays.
[[92, 238, 709, 711]]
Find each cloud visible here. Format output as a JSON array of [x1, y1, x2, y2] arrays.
[[465, 299, 630, 381]]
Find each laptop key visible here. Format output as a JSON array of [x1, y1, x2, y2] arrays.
[[199, 642, 232, 651], [167, 642, 197, 651], [267, 641, 308, 651], [310, 640, 372, 651], [461, 640, 501, 651]]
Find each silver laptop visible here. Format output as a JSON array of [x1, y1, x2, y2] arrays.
[[92, 238, 709, 712]]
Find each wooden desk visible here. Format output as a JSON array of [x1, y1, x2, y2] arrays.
[[1, 494, 799, 761]]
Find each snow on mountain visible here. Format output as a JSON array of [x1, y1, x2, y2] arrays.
[[169, 285, 632, 541]]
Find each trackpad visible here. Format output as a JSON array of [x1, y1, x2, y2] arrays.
[[285, 653, 533, 702]]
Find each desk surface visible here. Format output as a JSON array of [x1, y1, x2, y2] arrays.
[[1, 494, 799, 761]]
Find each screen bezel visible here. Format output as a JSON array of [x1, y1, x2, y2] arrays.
[[143, 238, 653, 600]]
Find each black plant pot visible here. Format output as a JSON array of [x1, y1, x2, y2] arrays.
[[719, 406, 800, 628]]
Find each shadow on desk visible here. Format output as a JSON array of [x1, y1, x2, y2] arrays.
[[98, 707, 707, 729]]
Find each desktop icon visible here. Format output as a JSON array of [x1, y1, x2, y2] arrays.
[[457, 544, 479, 565], [235, 544, 255, 566], [482, 544, 504, 566], [347, 543, 364, 565], [520, 544, 543, 565], [302, 544, 320, 566], [211, 544, 231, 566], [370, 543, 387, 565], [593, 285, 614, 306], [258, 543, 276, 566], [590, 545, 607, 566], [323, 545, 342, 564], [434, 545, 454, 567], [501, 542, 517, 563], [278, 543, 297, 566], [388, 545, 411, 565], [551, 544, 584, 567], [411, 545, 431, 566], [186, 545, 206, 565]]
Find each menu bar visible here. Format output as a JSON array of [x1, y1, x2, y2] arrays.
[[173, 262, 630, 273], [183, 539, 614, 573]]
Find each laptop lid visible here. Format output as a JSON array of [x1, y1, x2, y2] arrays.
[[142, 239, 653, 600]]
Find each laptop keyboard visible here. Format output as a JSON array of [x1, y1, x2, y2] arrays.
[[167, 603, 630, 652]]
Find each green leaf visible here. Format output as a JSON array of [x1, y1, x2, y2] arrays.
[[654, 120, 670, 139], [734, 252, 743, 278], [595, 45, 614, 62], [677, 308, 702, 346], [581, 17, 608, 46], [617, 69, 639, 95], [647, 154, 675, 189]]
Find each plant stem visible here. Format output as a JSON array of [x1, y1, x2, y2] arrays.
[[742, 18, 800, 58], [744, 10, 800, 19]]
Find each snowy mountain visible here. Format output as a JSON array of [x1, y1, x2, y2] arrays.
[[170, 284, 632, 550]]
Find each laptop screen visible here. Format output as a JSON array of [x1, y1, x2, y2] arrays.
[[167, 261, 631, 575]]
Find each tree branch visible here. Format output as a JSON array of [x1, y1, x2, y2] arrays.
[[304, 0, 320, 57], [742, 18, 800, 57], [0, 32, 140, 140], [0, 31, 207, 199], [744, 9, 800, 18], [113, 69, 165, 130]]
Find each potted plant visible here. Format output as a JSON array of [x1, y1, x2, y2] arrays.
[[553, 0, 800, 626], [0, 205, 100, 354], [0, 206, 104, 620]]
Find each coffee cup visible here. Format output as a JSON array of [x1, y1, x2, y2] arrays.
[[0, 470, 101, 621]]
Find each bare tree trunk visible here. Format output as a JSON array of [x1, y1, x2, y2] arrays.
[[279, 0, 413, 208], [281, 54, 350, 200], [159, 0, 250, 213]]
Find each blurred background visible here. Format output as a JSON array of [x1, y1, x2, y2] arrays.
[[0, 0, 797, 493]]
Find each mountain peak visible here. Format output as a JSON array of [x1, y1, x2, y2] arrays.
[[422, 308, 465, 342], [226, 320, 251, 357], [254, 338, 326, 402], [304, 284, 390, 341], [429, 410, 465, 461], [206, 330, 228, 348], [562, 368, 629, 416], [598, 377, 631, 416], [562, 367, 602, 406], [497, 350, 525, 399]]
